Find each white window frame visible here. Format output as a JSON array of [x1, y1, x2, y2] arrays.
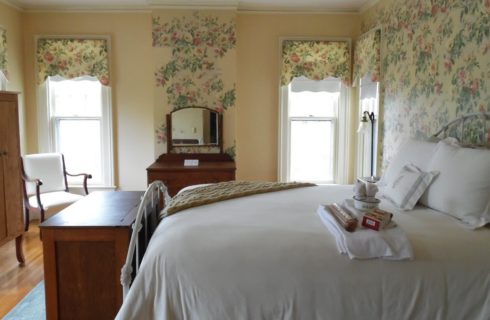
[[35, 35, 114, 190], [278, 37, 352, 184], [356, 76, 380, 178]]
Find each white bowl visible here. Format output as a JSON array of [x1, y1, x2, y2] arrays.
[[353, 196, 380, 211]]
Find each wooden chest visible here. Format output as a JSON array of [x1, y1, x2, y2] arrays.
[[40, 191, 143, 320]]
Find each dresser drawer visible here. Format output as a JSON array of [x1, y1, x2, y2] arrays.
[[147, 156, 236, 197]]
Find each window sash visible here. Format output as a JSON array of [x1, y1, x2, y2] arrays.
[[52, 117, 104, 185], [279, 81, 350, 184], [287, 117, 336, 183], [37, 77, 114, 188]]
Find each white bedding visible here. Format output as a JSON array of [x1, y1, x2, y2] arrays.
[[116, 185, 490, 320]]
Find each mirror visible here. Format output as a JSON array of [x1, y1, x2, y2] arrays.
[[167, 107, 223, 153]]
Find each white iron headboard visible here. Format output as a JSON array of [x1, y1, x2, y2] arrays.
[[431, 112, 490, 148]]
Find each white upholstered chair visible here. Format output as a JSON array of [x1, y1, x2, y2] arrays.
[[21, 153, 92, 231]]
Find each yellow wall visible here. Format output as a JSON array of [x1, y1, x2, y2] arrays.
[[235, 13, 361, 181], [0, 1, 25, 152], [2, 7, 363, 189], [22, 11, 154, 190]]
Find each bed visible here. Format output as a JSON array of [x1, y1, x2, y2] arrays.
[[116, 113, 490, 320]]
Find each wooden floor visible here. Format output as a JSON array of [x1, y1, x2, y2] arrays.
[[0, 221, 44, 318]]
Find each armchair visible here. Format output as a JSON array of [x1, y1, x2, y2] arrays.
[[21, 153, 92, 231]]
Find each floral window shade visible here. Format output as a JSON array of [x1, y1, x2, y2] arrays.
[[353, 29, 381, 85], [37, 38, 110, 86], [281, 40, 351, 86], [0, 28, 7, 79]]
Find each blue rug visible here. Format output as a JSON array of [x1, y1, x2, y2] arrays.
[[3, 281, 45, 320]]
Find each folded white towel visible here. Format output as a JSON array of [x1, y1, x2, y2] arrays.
[[317, 205, 414, 260]]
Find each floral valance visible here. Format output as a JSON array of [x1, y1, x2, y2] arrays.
[[37, 38, 110, 85], [353, 29, 381, 85], [0, 28, 7, 79], [281, 40, 351, 86]]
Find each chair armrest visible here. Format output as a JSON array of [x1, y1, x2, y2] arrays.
[[66, 172, 92, 195], [21, 172, 43, 209], [21, 172, 43, 186]]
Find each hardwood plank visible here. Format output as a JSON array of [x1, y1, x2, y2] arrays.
[[0, 221, 43, 318]]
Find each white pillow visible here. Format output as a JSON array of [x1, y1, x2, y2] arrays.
[[420, 140, 490, 228], [379, 139, 438, 187], [383, 164, 438, 210]]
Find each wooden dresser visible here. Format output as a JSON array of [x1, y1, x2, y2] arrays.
[[0, 91, 24, 265], [40, 191, 143, 320], [147, 153, 236, 196]]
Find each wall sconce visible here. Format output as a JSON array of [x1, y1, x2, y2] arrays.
[[357, 111, 376, 177]]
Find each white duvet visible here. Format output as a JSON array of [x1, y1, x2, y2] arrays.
[[116, 185, 490, 320]]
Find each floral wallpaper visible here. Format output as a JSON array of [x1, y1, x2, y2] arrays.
[[153, 11, 236, 157], [353, 28, 381, 85], [281, 40, 351, 86], [361, 0, 490, 169], [36, 38, 110, 85], [0, 27, 7, 80]]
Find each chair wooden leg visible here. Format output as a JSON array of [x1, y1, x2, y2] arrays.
[[16, 235, 25, 266], [24, 208, 30, 231]]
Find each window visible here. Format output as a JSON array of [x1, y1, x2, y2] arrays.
[[279, 77, 350, 184], [356, 74, 379, 177], [39, 76, 114, 188]]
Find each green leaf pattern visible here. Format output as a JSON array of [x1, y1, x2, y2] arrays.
[[281, 40, 351, 86], [362, 0, 490, 168], [36, 38, 110, 85], [153, 12, 236, 113], [353, 29, 381, 84], [0, 28, 7, 79]]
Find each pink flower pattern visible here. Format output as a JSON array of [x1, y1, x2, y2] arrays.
[[353, 29, 381, 85], [36, 38, 110, 85], [281, 40, 351, 86], [0, 28, 7, 79], [361, 0, 490, 169]]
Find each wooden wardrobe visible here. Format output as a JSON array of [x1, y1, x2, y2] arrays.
[[0, 92, 25, 265]]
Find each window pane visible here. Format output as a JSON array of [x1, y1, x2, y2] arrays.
[[289, 77, 339, 117], [289, 120, 334, 183], [56, 119, 102, 184], [49, 78, 102, 117]]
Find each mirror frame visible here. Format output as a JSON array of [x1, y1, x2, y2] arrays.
[[166, 106, 223, 153]]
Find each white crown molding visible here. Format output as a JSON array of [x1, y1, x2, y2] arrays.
[[149, 4, 237, 11], [23, 7, 152, 13], [238, 9, 359, 15], [2, 0, 371, 13]]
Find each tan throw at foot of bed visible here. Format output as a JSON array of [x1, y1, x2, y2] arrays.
[[161, 181, 316, 218]]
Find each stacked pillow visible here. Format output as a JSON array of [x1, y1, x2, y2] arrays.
[[378, 139, 438, 188], [383, 163, 438, 210], [379, 139, 439, 210], [380, 138, 490, 229], [419, 140, 490, 228]]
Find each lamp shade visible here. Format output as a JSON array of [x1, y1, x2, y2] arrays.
[[357, 121, 369, 134]]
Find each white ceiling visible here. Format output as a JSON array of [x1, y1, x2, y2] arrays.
[[4, 0, 375, 12]]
